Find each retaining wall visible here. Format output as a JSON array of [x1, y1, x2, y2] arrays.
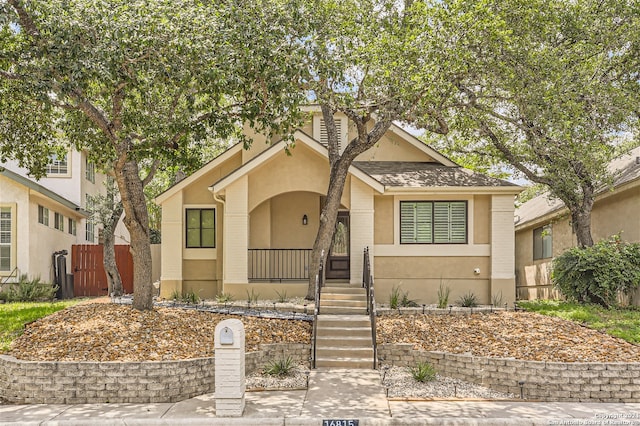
[[378, 344, 640, 402], [0, 343, 309, 404]]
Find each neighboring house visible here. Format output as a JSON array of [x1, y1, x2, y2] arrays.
[[0, 150, 129, 285], [155, 108, 522, 305], [515, 146, 640, 300]]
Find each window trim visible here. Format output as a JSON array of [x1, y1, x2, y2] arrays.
[[0, 204, 17, 275], [54, 212, 64, 232], [85, 157, 95, 183], [185, 207, 216, 249], [68, 218, 77, 236], [399, 200, 468, 245], [533, 224, 552, 260], [46, 152, 71, 177], [38, 205, 50, 226]]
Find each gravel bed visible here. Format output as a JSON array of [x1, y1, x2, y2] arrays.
[[380, 366, 515, 400], [246, 364, 310, 390]]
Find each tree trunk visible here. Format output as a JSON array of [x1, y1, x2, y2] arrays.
[[114, 159, 154, 310], [103, 203, 124, 297], [570, 207, 594, 248], [306, 159, 351, 299]]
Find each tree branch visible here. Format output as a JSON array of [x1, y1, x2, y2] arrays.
[[7, 0, 39, 37]]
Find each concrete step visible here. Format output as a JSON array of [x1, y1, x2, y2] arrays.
[[320, 292, 367, 301], [316, 346, 374, 358], [319, 306, 367, 315], [316, 326, 372, 338], [316, 336, 372, 347], [315, 357, 376, 369], [316, 314, 371, 326], [322, 286, 365, 294], [319, 299, 367, 308]]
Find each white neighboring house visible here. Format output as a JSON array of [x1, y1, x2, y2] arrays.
[[0, 150, 129, 285]]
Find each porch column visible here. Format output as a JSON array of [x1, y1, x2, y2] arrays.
[[491, 194, 516, 305], [223, 176, 249, 286], [159, 191, 183, 298], [350, 177, 375, 284]]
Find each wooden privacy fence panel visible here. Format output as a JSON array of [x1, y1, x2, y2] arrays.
[[71, 245, 133, 296]]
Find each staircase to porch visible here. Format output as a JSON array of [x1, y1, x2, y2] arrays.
[[315, 282, 375, 368]]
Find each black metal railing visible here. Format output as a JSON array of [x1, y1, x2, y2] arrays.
[[248, 249, 311, 282], [363, 247, 377, 369], [311, 250, 325, 369]]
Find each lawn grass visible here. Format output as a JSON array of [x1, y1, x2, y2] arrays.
[[0, 300, 83, 353], [518, 300, 640, 344]]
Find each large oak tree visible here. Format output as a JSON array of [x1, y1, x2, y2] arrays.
[[0, 0, 307, 309]]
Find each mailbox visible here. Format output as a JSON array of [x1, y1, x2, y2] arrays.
[[220, 326, 234, 345]]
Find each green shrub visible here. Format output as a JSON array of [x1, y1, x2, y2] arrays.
[[409, 361, 437, 383], [0, 275, 58, 302], [390, 285, 418, 308], [491, 291, 504, 307], [215, 292, 234, 303], [183, 291, 200, 304], [457, 291, 478, 307], [552, 235, 640, 308], [437, 281, 450, 309], [275, 289, 288, 303], [170, 289, 181, 300], [246, 289, 260, 304], [263, 356, 295, 377]]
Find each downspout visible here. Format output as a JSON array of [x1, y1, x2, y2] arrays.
[[209, 188, 225, 294]]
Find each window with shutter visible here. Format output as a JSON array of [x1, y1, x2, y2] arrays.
[[400, 201, 467, 244], [319, 118, 343, 152]]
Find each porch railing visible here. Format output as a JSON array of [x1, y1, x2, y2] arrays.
[[248, 249, 311, 282], [311, 250, 324, 369], [363, 247, 377, 369]]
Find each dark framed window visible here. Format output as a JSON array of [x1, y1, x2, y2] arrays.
[[38, 205, 49, 226], [400, 201, 467, 244], [533, 225, 552, 260], [54, 212, 64, 231], [186, 208, 216, 248]]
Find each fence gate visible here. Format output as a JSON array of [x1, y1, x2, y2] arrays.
[[71, 245, 134, 296]]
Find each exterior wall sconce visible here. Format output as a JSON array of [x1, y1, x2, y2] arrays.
[[302, 214, 308, 226]]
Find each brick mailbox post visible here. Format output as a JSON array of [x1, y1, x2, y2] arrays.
[[214, 319, 245, 417]]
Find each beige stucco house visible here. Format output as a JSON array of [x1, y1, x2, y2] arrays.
[[515, 146, 640, 300], [155, 109, 521, 305]]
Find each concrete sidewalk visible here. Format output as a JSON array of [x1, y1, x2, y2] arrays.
[[2, 369, 640, 425]]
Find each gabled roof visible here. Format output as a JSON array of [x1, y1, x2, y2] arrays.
[[515, 146, 640, 229], [155, 142, 242, 204], [0, 167, 87, 216], [354, 161, 518, 189], [210, 131, 385, 194]]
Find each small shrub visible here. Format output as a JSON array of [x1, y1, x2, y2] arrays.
[[275, 289, 288, 303], [170, 289, 181, 300], [437, 281, 450, 309], [457, 291, 478, 307], [263, 356, 295, 377], [0, 275, 58, 302], [552, 235, 640, 308], [491, 291, 504, 307], [390, 285, 417, 308], [215, 292, 234, 303], [246, 289, 260, 304], [409, 361, 437, 383], [183, 290, 200, 304]]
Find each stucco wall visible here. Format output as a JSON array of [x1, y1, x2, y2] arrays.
[[0, 343, 310, 405], [515, 183, 640, 300]]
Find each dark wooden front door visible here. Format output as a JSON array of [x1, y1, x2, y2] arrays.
[[326, 211, 350, 279]]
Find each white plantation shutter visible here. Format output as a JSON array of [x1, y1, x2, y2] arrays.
[[319, 118, 342, 152]]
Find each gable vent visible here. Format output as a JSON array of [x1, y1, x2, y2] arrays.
[[319, 118, 343, 152]]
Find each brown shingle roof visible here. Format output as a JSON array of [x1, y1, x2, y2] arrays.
[[353, 161, 519, 188]]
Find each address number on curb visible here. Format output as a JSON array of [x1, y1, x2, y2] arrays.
[[322, 421, 359, 426]]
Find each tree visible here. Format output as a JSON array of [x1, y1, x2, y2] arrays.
[[435, 0, 640, 247], [301, 0, 500, 298], [1, 0, 307, 309]]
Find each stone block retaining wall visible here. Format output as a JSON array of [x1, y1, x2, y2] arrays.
[[378, 344, 640, 402], [0, 343, 309, 404]]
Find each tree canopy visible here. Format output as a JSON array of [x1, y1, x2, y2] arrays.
[[1, 0, 309, 309]]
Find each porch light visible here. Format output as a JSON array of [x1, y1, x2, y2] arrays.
[[302, 214, 308, 225]]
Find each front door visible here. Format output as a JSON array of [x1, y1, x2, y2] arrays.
[[326, 211, 350, 279]]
